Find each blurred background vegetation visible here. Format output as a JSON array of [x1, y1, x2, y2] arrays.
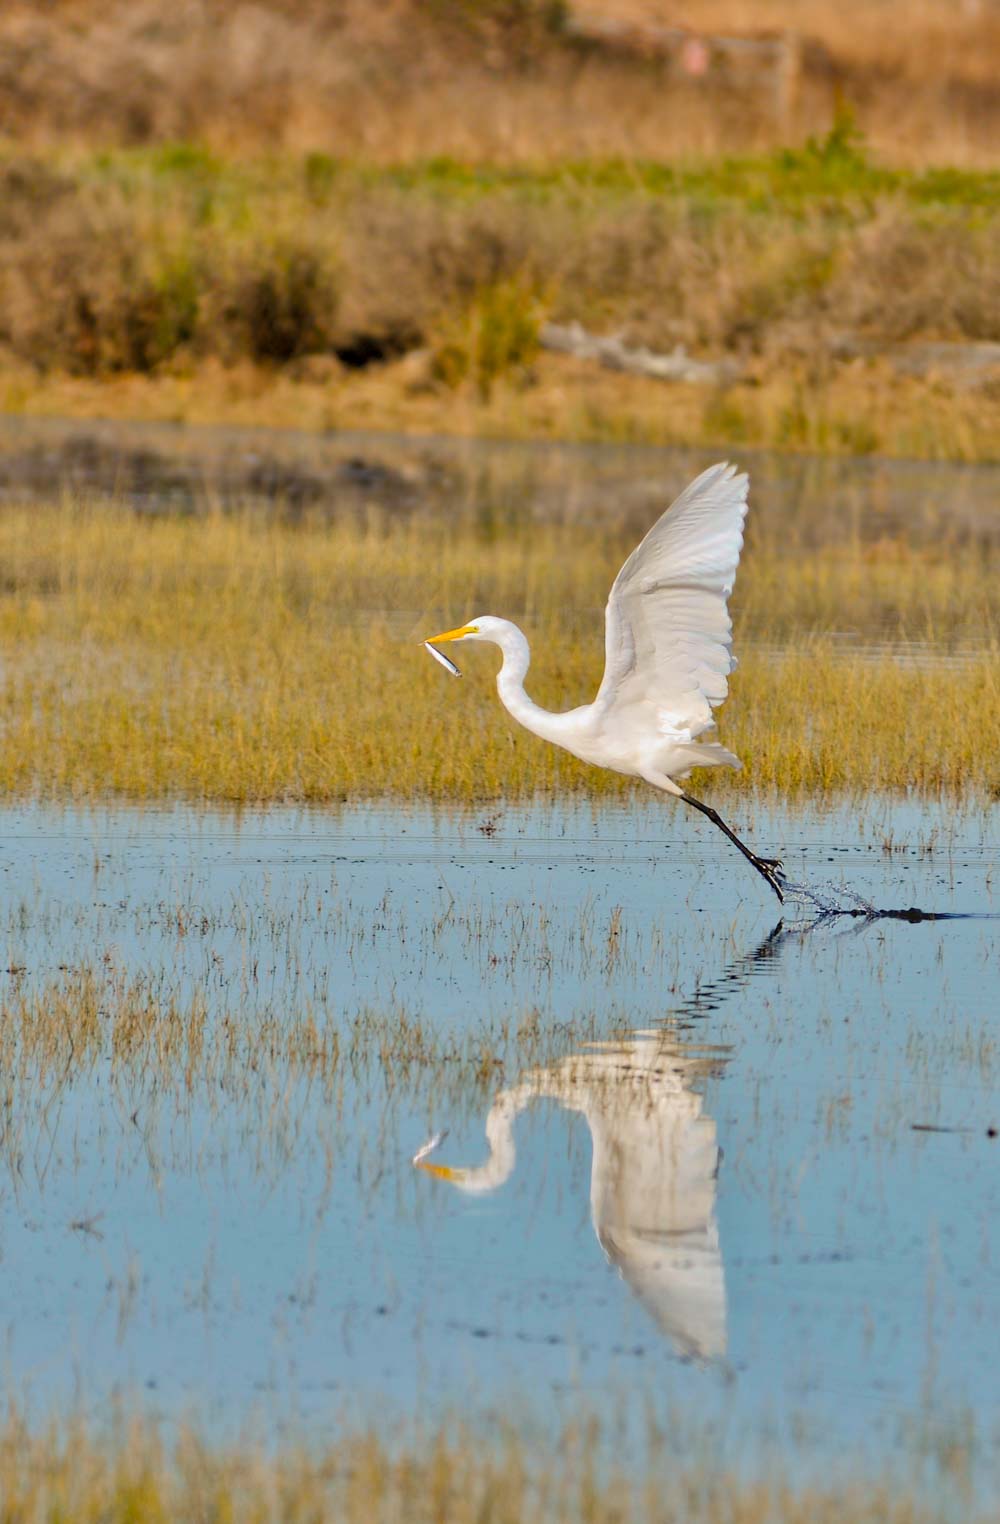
[[0, 0, 996, 454], [2, 0, 997, 161]]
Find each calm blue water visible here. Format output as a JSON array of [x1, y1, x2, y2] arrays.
[[0, 798, 998, 1494]]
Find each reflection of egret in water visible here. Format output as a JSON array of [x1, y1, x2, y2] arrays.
[[416, 924, 788, 1362], [422, 1036, 728, 1359]]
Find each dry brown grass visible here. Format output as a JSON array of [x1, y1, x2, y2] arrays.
[[0, 0, 997, 164], [609, 0, 1000, 85], [4, 350, 997, 464]]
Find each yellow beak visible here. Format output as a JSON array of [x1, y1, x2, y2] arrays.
[[416, 1161, 463, 1182], [424, 624, 476, 643]]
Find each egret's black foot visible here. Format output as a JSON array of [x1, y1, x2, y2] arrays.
[[754, 857, 786, 904]]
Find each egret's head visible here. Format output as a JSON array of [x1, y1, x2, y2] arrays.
[[423, 615, 507, 677], [413, 1135, 474, 1189]]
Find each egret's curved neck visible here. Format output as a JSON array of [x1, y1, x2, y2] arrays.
[[431, 1082, 536, 1195], [492, 622, 560, 740]]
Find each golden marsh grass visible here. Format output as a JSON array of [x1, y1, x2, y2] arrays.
[[0, 499, 998, 802], [0, 1407, 983, 1524]]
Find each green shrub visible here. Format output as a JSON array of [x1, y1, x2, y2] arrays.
[[432, 278, 541, 398]]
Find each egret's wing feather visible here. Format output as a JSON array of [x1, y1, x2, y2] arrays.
[[596, 463, 749, 737]]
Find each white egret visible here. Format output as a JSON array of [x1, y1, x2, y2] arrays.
[[425, 461, 784, 901]]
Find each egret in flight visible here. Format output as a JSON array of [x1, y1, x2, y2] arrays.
[[424, 462, 784, 901]]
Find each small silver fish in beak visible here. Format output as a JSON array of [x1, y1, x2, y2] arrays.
[[424, 641, 462, 677]]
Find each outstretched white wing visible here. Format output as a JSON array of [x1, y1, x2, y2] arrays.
[[595, 462, 749, 740]]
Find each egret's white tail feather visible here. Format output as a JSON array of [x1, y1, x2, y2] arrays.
[[676, 741, 742, 775]]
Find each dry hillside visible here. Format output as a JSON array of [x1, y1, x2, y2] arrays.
[[0, 0, 997, 162]]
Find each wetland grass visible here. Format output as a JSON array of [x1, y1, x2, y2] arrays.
[[0, 500, 998, 804], [0, 1408, 985, 1524], [0, 942, 623, 1160]]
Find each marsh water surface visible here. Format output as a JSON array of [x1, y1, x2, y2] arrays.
[[1, 797, 998, 1495]]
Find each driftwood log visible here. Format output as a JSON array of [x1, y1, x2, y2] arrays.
[[830, 336, 1000, 390], [539, 322, 742, 386]]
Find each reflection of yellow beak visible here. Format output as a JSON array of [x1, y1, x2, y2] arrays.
[[425, 624, 476, 643], [416, 1161, 463, 1181]]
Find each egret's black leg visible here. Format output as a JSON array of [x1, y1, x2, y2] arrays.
[[680, 792, 785, 903]]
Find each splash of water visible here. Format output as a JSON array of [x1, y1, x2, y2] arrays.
[[779, 876, 984, 925], [781, 877, 878, 921]]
